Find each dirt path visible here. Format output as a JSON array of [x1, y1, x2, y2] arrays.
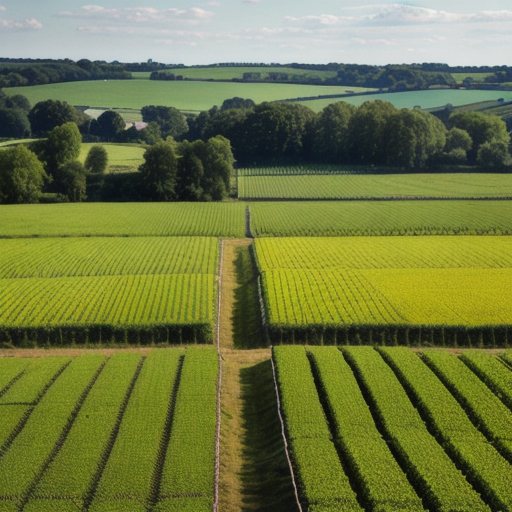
[[217, 239, 298, 512]]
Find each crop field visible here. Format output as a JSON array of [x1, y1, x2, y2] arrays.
[[78, 143, 145, 173], [273, 345, 512, 512], [0, 347, 219, 512], [3, 80, 374, 112], [248, 200, 512, 237], [0, 237, 219, 345], [298, 89, 512, 112], [0, 203, 246, 238], [256, 237, 512, 345], [238, 173, 512, 199]]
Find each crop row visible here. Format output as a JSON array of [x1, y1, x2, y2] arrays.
[[379, 347, 511, 511], [0, 348, 219, 512], [0, 202, 246, 238], [238, 173, 512, 199], [261, 268, 512, 329], [0, 237, 219, 279], [248, 201, 512, 237], [307, 346, 424, 511], [460, 351, 512, 410], [2, 201, 512, 238], [420, 350, 512, 461], [272, 345, 363, 511], [273, 346, 512, 512], [0, 274, 216, 346], [254, 236, 512, 272]]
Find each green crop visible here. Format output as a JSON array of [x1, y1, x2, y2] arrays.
[[342, 346, 490, 512], [460, 351, 512, 409], [421, 349, 512, 461], [308, 346, 424, 511], [89, 350, 182, 510], [0, 202, 246, 238], [239, 173, 512, 199], [0, 237, 219, 279], [28, 353, 142, 509], [273, 346, 362, 512], [0, 358, 30, 392], [0, 355, 106, 507], [249, 201, 512, 237], [157, 347, 218, 507], [379, 347, 512, 512]]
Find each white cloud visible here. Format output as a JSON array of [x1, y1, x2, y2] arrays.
[[207, 2, 221, 6], [243, 0, 260, 4], [58, 5, 215, 25], [0, 6, 7, 11], [0, 17, 43, 30], [285, 4, 512, 27]]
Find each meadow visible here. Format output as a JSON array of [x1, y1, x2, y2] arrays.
[[298, 89, 512, 112], [238, 173, 512, 199], [79, 143, 145, 173], [273, 346, 512, 512], [257, 237, 512, 345], [0, 347, 218, 512], [3, 80, 374, 112]]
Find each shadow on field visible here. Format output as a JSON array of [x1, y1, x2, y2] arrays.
[[239, 360, 300, 512], [232, 245, 266, 349]]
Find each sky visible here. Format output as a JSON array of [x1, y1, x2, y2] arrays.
[[1, 0, 511, 66]]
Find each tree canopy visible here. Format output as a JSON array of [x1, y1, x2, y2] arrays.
[[0, 145, 47, 204]]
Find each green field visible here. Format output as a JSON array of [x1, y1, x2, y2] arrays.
[[0, 237, 219, 345], [249, 200, 512, 237], [3, 80, 374, 112], [274, 346, 511, 512], [451, 73, 496, 83], [0, 202, 246, 238], [134, 65, 340, 81], [298, 89, 512, 112], [257, 237, 512, 344], [79, 143, 145, 173], [238, 173, 512, 199], [0, 347, 218, 512]]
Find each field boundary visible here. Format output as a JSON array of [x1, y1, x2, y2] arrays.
[[270, 348, 303, 512]]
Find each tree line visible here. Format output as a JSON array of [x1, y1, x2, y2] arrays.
[[1, 93, 510, 204]]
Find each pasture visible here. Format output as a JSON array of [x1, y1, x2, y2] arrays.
[[238, 173, 512, 199], [298, 89, 512, 112], [79, 143, 145, 173], [3, 80, 375, 112], [0, 347, 218, 511]]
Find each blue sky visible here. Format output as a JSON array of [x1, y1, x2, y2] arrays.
[[1, 1, 511, 65]]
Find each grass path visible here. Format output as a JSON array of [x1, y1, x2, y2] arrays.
[[217, 239, 298, 512]]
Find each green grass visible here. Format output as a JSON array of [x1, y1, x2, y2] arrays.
[[299, 89, 512, 112], [451, 73, 495, 83], [137, 66, 340, 81], [4, 80, 374, 112], [79, 143, 145, 173], [238, 173, 512, 199]]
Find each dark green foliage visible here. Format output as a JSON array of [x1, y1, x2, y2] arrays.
[[0, 145, 47, 204], [28, 99, 87, 134], [84, 145, 108, 174], [90, 111, 126, 141], [138, 140, 178, 201], [141, 105, 188, 140], [0, 107, 31, 138], [54, 160, 87, 202], [477, 142, 512, 171]]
